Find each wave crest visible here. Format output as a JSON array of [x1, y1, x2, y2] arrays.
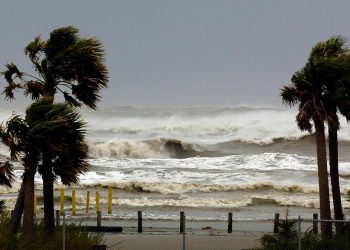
[[79, 181, 318, 195]]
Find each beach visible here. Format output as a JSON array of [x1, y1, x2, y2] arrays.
[[101, 234, 261, 250]]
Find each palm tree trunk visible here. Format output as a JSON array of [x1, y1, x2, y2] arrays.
[[41, 93, 56, 235], [22, 170, 35, 243], [10, 180, 25, 233], [42, 154, 55, 235], [314, 118, 332, 238], [328, 128, 344, 233]]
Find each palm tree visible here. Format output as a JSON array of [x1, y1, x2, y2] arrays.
[[0, 101, 88, 237], [309, 36, 350, 233], [2, 26, 108, 233], [0, 115, 38, 240], [281, 61, 332, 237], [26, 101, 89, 234]]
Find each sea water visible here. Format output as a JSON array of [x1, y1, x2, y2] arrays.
[[2, 106, 350, 220]]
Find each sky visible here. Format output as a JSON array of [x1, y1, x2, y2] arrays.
[[0, 0, 350, 109]]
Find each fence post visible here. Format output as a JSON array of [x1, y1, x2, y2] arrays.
[[313, 213, 318, 234], [97, 210, 102, 227], [273, 213, 280, 233], [72, 189, 76, 216], [298, 215, 301, 250], [33, 194, 37, 217], [96, 192, 100, 213], [62, 211, 66, 250], [227, 212, 233, 233], [60, 188, 65, 215], [56, 210, 60, 226], [108, 187, 112, 214], [180, 211, 185, 233], [182, 212, 186, 250], [138, 211, 142, 233], [86, 191, 90, 214]]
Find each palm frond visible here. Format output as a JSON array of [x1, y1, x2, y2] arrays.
[[296, 101, 314, 132], [277, 218, 298, 240], [0, 161, 14, 188], [281, 85, 298, 106], [338, 99, 350, 121], [2, 83, 20, 100], [1, 63, 23, 84], [44, 26, 79, 60], [23, 80, 43, 100], [26, 101, 89, 184], [63, 92, 81, 107], [310, 35, 347, 59], [50, 37, 108, 108], [25, 36, 45, 62], [71, 82, 101, 109]]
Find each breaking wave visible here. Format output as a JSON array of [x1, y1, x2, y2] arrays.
[[89, 138, 226, 159], [85, 106, 350, 146], [79, 181, 319, 195]]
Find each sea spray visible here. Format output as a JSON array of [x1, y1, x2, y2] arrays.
[[2, 106, 350, 218]]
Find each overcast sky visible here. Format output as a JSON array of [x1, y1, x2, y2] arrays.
[[1, 0, 350, 109]]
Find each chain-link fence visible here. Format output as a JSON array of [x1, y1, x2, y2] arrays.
[[51, 211, 350, 250]]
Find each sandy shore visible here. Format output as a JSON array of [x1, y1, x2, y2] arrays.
[[102, 233, 262, 250]]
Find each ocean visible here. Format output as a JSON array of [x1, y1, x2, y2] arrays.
[[1, 106, 350, 220]]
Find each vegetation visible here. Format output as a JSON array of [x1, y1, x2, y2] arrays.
[[260, 218, 350, 250], [1, 26, 108, 234], [0, 200, 5, 213], [309, 36, 350, 232], [280, 35, 350, 237], [281, 54, 332, 236], [0, 101, 88, 241], [0, 213, 103, 250]]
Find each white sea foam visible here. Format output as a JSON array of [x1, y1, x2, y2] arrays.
[[84, 107, 310, 145], [78, 181, 319, 195], [3, 106, 350, 212], [109, 197, 251, 208], [90, 139, 169, 159]]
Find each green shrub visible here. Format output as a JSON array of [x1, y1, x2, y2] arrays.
[[0, 214, 103, 250], [0, 200, 5, 214], [260, 220, 350, 250]]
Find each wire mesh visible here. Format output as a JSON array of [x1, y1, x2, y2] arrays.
[[43, 211, 350, 250]]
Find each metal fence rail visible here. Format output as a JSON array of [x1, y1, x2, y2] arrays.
[[49, 210, 350, 250]]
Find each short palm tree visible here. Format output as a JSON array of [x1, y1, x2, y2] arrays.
[[281, 61, 332, 237], [27, 101, 89, 234], [2, 26, 108, 233], [0, 114, 39, 240], [0, 101, 88, 237]]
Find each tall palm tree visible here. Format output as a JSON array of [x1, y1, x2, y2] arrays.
[[281, 61, 332, 237], [309, 36, 350, 232], [2, 26, 108, 233]]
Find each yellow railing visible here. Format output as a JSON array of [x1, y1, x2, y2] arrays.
[[34, 187, 114, 215]]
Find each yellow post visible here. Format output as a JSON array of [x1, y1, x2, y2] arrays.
[[96, 192, 100, 212], [108, 187, 112, 214], [34, 193, 37, 217], [60, 188, 64, 214], [72, 189, 76, 216], [86, 191, 90, 214]]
